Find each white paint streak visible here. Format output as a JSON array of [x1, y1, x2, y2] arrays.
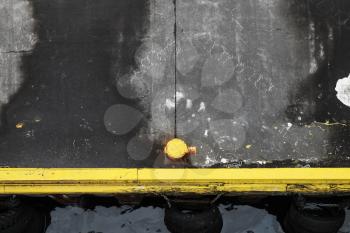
[[0, 0, 37, 125], [308, 21, 318, 74], [335, 74, 350, 107], [165, 98, 175, 109], [220, 158, 228, 163], [197, 102, 206, 112], [186, 99, 192, 109], [175, 91, 184, 101]]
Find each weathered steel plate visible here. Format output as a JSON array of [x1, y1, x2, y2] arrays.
[[0, 0, 350, 168]]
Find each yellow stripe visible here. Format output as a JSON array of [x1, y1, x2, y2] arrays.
[[0, 168, 349, 194]]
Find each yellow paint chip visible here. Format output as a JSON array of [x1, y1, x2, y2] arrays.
[[245, 144, 252, 149], [15, 122, 24, 129]]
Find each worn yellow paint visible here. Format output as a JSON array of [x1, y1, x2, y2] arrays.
[[245, 144, 252, 149], [0, 168, 349, 194], [15, 122, 24, 129]]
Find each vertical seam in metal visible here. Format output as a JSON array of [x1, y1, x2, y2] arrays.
[[174, 0, 177, 137]]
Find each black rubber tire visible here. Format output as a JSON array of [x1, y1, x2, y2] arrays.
[[0, 205, 32, 233], [283, 203, 345, 233], [164, 205, 223, 233], [23, 208, 48, 233], [0, 205, 46, 233]]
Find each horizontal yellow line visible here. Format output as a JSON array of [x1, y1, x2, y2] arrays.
[[0, 168, 349, 194]]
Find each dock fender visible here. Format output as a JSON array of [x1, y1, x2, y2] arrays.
[[164, 204, 222, 233], [283, 203, 345, 233]]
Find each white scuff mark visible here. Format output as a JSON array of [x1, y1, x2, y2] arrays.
[[256, 160, 267, 165], [24, 130, 34, 138], [221, 158, 228, 163], [319, 42, 325, 60], [204, 129, 208, 137], [203, 153, 217, 165], [309, 61, 317, 74], [308, 21, 318, 74], [175, 91, 184, 101], [186, 99, 192, 109], [198, 102, 206, 112], [232, 18, 243, 30], [196, 0, 220, 8], [151, 86, 175, 134], [165, 98, 175, 109], [254, 74, 263, 89], [280, 123, 293, 137], [335, 74, 350, 107]]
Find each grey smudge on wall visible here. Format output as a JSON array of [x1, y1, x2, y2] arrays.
[[201, 52, 235, 87], [211, 89, 243, 114], [134, 42, 169, 84], [209, 119, 246, 152], [127, 133, 153, 161], [176, 37, 200, 75], [117, 71, 151, 99], [114, 0, 175, 138], [175, 0, 334, 164], [150, 85, 175, 134], [104, 104, 143, 135], [0, 0, 37, 126]]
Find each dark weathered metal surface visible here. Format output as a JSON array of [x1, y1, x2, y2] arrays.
[[0, 0, 175, 167], [176, 0, 342, 167], [175, 0, 350, 168], [0, 0, 349, 167]]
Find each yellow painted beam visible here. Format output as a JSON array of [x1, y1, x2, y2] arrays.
[[0, 168, 349, 194]]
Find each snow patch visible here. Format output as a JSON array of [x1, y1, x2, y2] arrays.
[[46, 205, 286, 233], [335, 74, 350, 107]]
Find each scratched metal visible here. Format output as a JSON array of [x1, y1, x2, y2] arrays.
[[176, 0, 350, 168], [0, 0, 349, 168]]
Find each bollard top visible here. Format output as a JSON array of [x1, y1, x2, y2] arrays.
[[164, 138, 195, 159]]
